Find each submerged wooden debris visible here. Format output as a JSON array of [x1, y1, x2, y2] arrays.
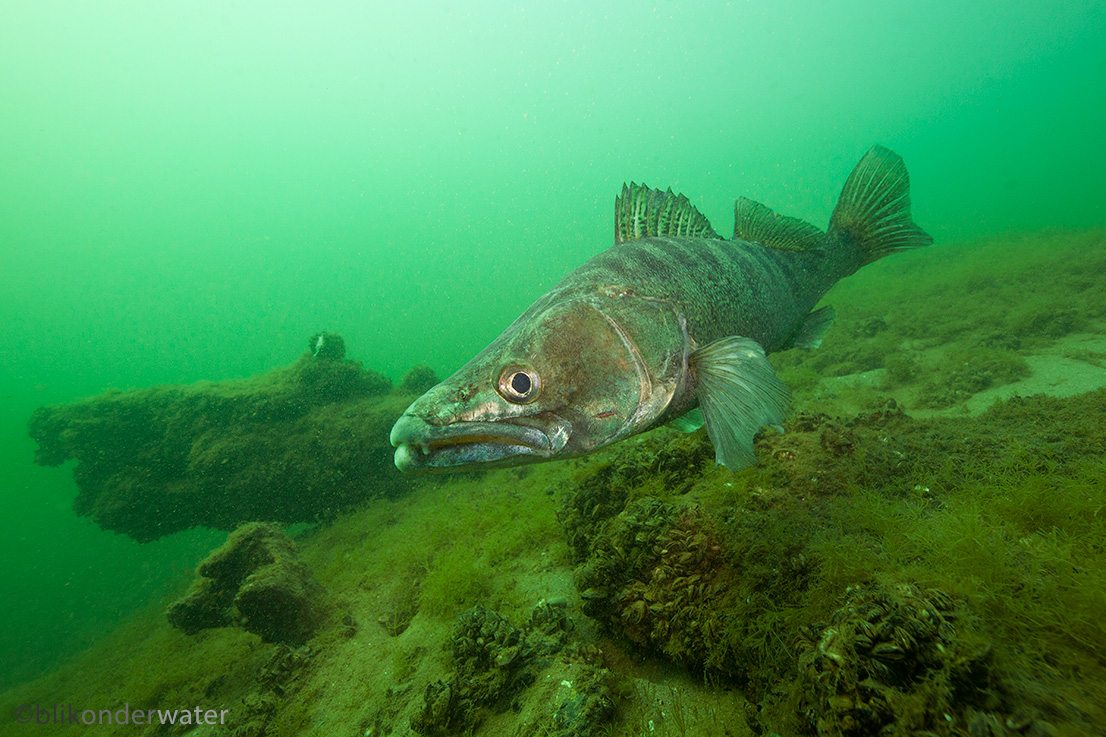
[[27, 334, 424, 541]]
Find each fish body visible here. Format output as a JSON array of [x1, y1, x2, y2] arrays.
[[391, 146, 931, 473]]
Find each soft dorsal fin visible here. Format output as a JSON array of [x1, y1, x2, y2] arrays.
[[615, 183, 720, 243], [734, 197, 825, 251]]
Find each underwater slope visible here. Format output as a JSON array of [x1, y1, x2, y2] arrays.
[[2, 228, 1105, 736]]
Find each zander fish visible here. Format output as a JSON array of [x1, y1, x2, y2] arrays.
[[391, 146, 930, 473]]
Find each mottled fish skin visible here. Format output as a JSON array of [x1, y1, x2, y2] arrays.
[[564, 234, 824, 356], [391, 146, 931, 473]]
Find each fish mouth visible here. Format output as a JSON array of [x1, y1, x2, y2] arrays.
[[390, 413, 558, 473]]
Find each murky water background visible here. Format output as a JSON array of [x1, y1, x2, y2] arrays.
[[1, 0, 1103, 690]]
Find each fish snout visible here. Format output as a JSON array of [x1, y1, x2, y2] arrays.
[[389, 412, 563, 473]]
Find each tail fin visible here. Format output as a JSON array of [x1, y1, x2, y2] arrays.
[[828, 145, 932, 267]]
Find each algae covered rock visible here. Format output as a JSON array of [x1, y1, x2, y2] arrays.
[[307, 330, 347, 361], [27, 334, 413, 541], [400, 363, 440, 395], [167, 522, 324, 645], [411, 601, 613, 737], [556, 404, 1090, 734], [792, 582, 1012, 736], [235, 642, 318, 737], [571, 497, 739, 672], [412, 605, 536, 735]]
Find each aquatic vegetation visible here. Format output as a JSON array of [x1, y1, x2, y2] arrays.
[[413, 605, 535, 734], [412, 603, 613, 737], [301, 467, 566, 629], [1062, 347, 1106, 368], [882, 467, 1106, 660], [307, 331, 346, 361], [413, 478, 564, 618], [238, 644, 319, 736], [790, 583, 997, 736], [915, 344, 1030, 408], [557, 381, 1106, 734], [573, 499, 735, 668], [5, 374, 1105, 735], [420, 551, 496, 617], [377, 578, 421, 637], [0, 597, 282, 737]]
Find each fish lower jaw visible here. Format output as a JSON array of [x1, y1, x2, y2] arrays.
[[392, 443, 422, 471], [389, 413, 566, 473], [393, 438, 544, 473]]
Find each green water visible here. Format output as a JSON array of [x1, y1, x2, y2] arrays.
[[1, 0, 1103, 690]]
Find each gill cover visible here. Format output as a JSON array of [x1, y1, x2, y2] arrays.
[[500, 296, 655, 451]]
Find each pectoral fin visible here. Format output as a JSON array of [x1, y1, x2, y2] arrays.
[[690, 336, 790, 470]]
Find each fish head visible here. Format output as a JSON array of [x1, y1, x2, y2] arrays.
[[391, 293, 684, 473]]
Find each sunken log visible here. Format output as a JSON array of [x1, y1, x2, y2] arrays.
[[28, 334, 413, 541]]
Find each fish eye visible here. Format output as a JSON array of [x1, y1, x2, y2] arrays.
[[497, 365, 541, 404]]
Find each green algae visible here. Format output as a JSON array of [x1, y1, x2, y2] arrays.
[[0, 590, 274, 737], [305, 470, 567, 625], [401, 364, 441, 395]]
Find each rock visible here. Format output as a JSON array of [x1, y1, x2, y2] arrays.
[[167, 522, 324, 645], [400, 364, 440, 395], [411, 602, 607, 736], [793, 582, 1008, 735]]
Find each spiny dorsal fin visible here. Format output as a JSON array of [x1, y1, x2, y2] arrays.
[[615, 182, 719, 243], [734, 197, 825, 251]]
